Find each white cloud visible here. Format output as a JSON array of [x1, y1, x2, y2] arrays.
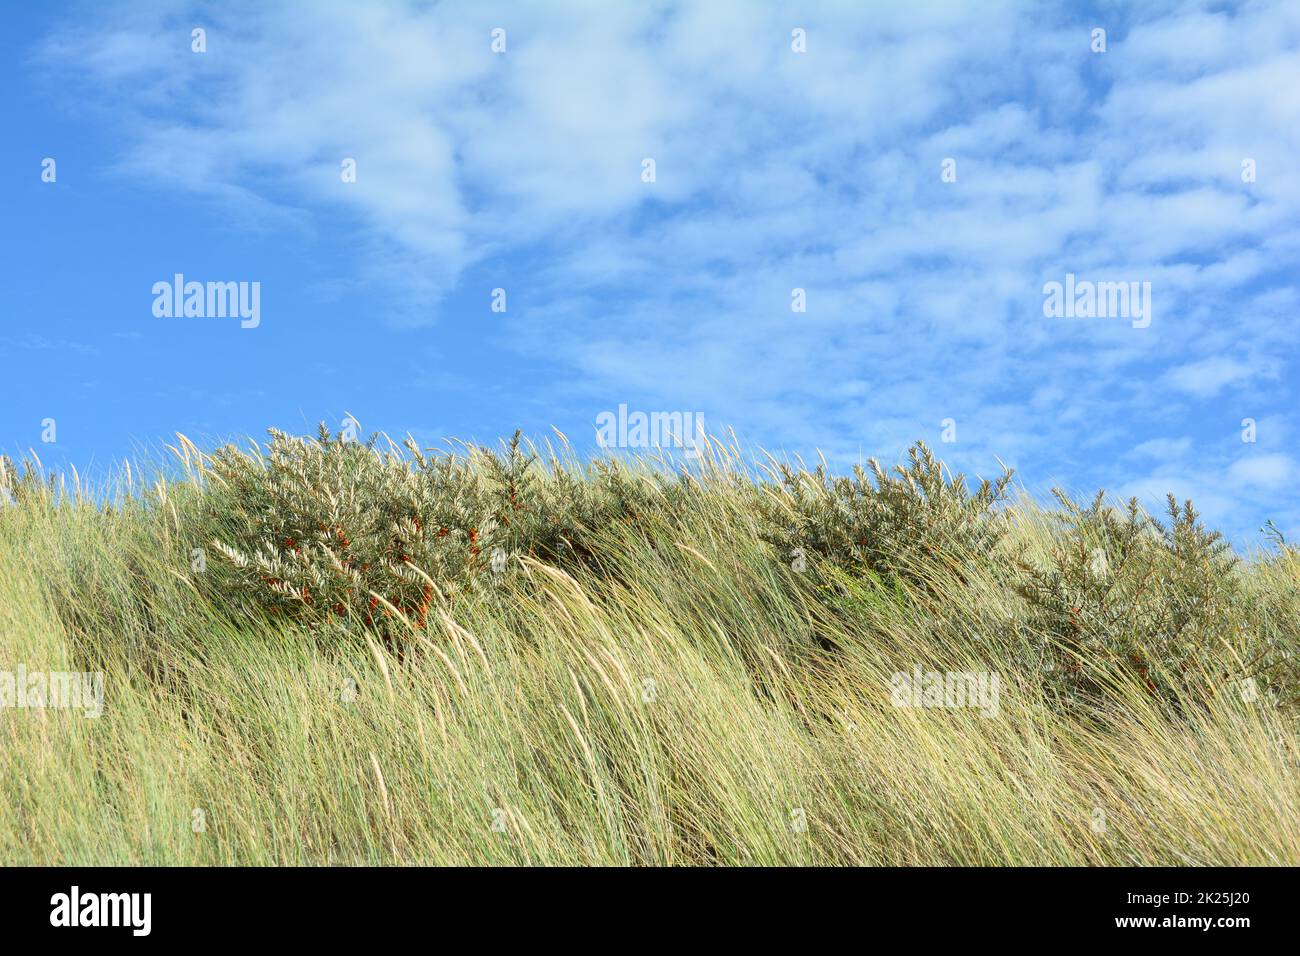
[[1163, 356, 1267, 398], [1129, 437, 1193, 461], [1228, 453, 1296, 489]]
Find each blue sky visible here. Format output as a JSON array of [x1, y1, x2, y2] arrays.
[[3, 0, 1298, 545]]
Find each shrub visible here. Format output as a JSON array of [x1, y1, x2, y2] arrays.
[[201, 425, 496, 635], [198, 426, 688, 638], [472, 431, 685, 571], [1015, 491, 1244, 707], [761, 440, 1014, 591]]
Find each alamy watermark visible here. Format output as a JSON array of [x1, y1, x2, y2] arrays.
[[596, 404, 705, 459], [1, 665, 104, 718], [50, 886, 150, 936], [890, 666, 1000, 718], [152, 274, 261, 328], [1042, 273, 1151, 329]]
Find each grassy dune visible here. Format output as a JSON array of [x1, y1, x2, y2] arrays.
[[1, 431, 1297, 865]]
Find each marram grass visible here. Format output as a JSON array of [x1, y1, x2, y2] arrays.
[[0, 430, 1296, 865]]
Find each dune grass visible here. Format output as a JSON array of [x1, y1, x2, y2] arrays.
[[0, 431, 1296, 865]]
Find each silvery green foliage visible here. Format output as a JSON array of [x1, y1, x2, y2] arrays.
[[204, 425, 493, 635], [1016, 492, 1245, 708], [201, 426, 681, 638], [762, 440, 1014, 590]]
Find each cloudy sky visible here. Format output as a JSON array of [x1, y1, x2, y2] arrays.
[[3, 0, 1297, 545]]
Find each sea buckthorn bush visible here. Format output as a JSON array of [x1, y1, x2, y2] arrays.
[[1015, 491, 1247, 707], [760, 440, 1014, 590], [201, 425, 494, 634], [472, 428, 687, 570], [197, 425, 684, 637]]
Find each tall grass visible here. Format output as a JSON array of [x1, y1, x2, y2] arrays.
[[0, 431, 1296, 865]]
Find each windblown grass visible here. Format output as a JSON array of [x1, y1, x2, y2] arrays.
[[0, 431, 1296, 865]]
